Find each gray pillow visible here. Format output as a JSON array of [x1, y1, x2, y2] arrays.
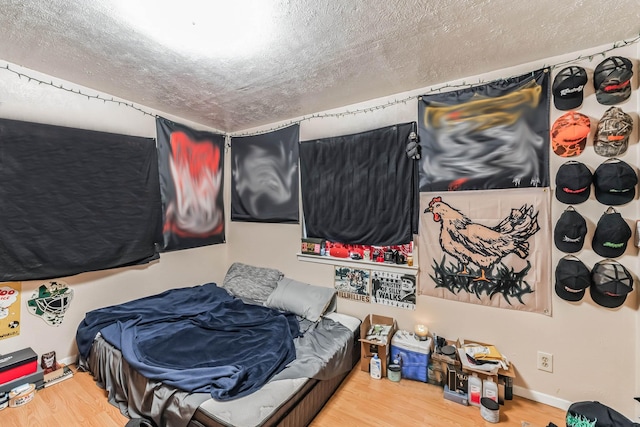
[[265, 277, 337, 322], [222, 262, 283, 304]]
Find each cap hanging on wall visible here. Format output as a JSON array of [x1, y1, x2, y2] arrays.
[[591, 207, 631, 258], [555, 161, 592, 204], [554, 207, 587, 253], [552, 66, 587, 110], [593, 56, 633, 105], [555, 255, 591, 302], [593, 158, 637, 206], [590, 260, 633, 308], [550, 111, 590, 157]]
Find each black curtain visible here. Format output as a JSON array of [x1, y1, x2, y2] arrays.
[[0, 118, 162, 281], [300, 122, 418, 246]]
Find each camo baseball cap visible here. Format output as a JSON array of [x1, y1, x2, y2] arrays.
[[594, 107, 633, 157], [551, 111, 591, 157]]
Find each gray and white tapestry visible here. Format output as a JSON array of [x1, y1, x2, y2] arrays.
[[231, 125, 300, 223]]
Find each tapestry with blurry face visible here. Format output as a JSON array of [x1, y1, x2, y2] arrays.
[[156, 117, 225, 251], [418, 68, 550, 192], [231, 125, 300, 223]]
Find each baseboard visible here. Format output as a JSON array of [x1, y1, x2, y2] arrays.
[[58, 355, 78, 367], [513, 385, 572, 412]]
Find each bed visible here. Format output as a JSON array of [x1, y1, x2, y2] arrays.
[[76, 263, 361, 427]]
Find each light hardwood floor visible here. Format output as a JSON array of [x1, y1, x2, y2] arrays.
[[1, 365, 566, 427]]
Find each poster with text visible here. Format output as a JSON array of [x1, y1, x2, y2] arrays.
[[0, 282, 21, 340], [334, 267, 370, 303], [371, 271, 416, 310]]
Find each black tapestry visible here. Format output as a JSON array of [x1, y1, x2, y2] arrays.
[[0, 118, 162, 281], [231, 124, 299, 223], [300, 122, 418, 246], [418, 68, 550, 192], [156, 117, 225, 251]]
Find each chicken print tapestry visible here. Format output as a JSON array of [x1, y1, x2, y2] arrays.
[[418, 188, 551, 315], [231, 124, 299, 223], [156, 117, 225, 251], [418, 68, 550, 192]]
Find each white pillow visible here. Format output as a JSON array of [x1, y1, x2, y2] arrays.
[[265, 278, 337, 322]]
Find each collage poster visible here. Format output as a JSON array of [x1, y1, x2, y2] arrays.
[[334, 267, 370, 303]]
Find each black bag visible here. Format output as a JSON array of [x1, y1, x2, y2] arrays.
[[566, 401, 639, 427]]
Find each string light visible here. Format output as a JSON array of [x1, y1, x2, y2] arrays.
[[2, 33, 639, 138]]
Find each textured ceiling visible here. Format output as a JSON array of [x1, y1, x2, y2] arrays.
[[0, 0, 639, 133]]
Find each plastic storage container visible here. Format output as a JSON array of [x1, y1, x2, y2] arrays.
[[389, 330, 431, 382], [483, 377, 498, 402], [468, 373, 482, 407], [370, 354, 382, 379]]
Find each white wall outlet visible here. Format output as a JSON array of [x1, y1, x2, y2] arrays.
[[537, 351, 553, 373]]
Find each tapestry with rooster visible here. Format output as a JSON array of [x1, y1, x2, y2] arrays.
[[419, 188, 552, 315]]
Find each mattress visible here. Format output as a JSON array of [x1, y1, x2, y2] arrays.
[[84, 311, 361, 427], [191, 312, 361, 427]]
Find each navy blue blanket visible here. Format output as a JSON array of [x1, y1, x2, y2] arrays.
[[76, 283, 299, 401]]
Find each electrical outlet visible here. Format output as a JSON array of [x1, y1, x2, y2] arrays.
[[537, 351, 553, 373]]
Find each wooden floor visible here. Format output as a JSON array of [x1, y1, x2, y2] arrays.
[[1, 365, 566, 427]]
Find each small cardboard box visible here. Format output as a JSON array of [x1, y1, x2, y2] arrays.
[[359, 314, 397, 378], [458, 339, 516, 405]]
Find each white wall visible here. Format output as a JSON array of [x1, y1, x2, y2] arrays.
[[232, 42, 640, 419], [0, 64, 228, 364], [0, 39, 637, 420]]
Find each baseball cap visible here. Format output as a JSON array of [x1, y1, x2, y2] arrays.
[[550, 111, 591, 157], [567, 401, 640, 426], [590, 260, 634, 308], [555, 161, 592, 204], [553, 207, 587, 253], [593, 159, 637, 205], [552, 66, 587, 110], [594, 56, 633, 105], [555, 256, 591, 302], [591, 208, 631, 258], [593, 107, 633, 157]]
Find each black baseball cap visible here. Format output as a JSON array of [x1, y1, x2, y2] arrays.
[[592, 209, 631, 258], [555, 256, 591, 302], [552, 66, 587, 110], [567, 401, 640, 426], [555, 161, 592, 204], [593, 159, 637, 206], [554, 208, 587, 253], [590, 260, 634, 308], [594, 56, 633, 105]]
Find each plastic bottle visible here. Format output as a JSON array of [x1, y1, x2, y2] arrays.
[[370, 354, 382, 379], [483, 377, 498, 403], [468, 373, 482, 406]]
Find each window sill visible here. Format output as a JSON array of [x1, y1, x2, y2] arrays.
[[296, 253, 418, 275]]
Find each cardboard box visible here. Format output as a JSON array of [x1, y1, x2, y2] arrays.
[[359, 314, 397, 378], [301, 238, 325, 255], [457, 339, 516, 405]]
